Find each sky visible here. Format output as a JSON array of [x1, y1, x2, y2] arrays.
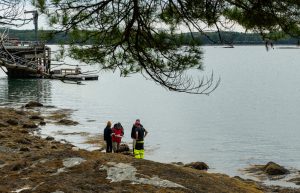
[[6, 2, 49, 30], [8, 1, 246, 33]]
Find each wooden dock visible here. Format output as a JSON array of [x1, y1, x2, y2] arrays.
[[0, 41, 51, 78], [0, 41, 98, 81]]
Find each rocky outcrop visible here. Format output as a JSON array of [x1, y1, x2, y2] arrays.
[[57, 119, 79, 126], [101, 162, 185, 188], [185, 162, 209, 170], [46, 136, 55, 141], [262, 162, 289, 175], [24, 101, 44, 108]]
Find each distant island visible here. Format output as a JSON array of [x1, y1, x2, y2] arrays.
[[2, 29, 299, 45]]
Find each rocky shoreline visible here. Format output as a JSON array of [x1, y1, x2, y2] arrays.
[[0, 104, 300, 192]]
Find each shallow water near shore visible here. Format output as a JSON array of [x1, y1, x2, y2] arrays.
[[1, 45, 300, 186]]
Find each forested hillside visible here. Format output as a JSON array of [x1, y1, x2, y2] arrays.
[[2, 29, 298, 45]]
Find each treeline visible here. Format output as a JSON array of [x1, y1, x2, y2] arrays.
[[176, 31, 299, 45], [2, 29, 299, 45]]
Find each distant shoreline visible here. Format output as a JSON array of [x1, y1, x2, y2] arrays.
[[3, 29, 299, 46]]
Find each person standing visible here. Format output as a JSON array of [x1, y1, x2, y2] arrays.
[[131, 119, 140, 154], [133, 119, 148, 159], [103, 121, 113, 153], [112, 123, 124, 152]]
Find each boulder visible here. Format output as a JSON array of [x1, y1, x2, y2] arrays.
[[263, 162, 289, 175], [46, 136, 55, 141], [30, 115, 44, 120], [185, 162, 209, 171], [25, 101, 43, 108], [39, 121, 46, 126], [23, 122, 38, 129], [57, 119, 79, 126]]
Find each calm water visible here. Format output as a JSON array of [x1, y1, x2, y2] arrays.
[[1, 46, 300, 181]]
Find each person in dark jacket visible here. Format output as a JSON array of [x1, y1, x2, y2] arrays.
[[131, 119, 140, 154], [103, 121, 113, 153], [132, 119, 148, 159]]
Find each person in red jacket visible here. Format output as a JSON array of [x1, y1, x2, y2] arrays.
[[112, 122, 124, 152]]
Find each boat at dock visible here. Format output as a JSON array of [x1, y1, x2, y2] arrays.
[[51, 68, 99, 81]]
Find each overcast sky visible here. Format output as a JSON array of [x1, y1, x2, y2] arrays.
[[10, 2, 245, 33], [8, 2, 49, 30]]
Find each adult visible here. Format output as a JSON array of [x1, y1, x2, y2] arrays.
[[133, 119, 148, 159], [103, 121, 113, 153], [131, 119, 140, 154], [112, 122, 124, 152]]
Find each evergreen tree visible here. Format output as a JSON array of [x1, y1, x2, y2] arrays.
[[34, 0, 300, 94]]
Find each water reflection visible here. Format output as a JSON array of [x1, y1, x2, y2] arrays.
[[0, 78, 52, 106]]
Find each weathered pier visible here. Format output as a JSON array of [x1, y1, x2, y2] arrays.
[[0, 41, 98, 81], [0, 41, 51, 78]]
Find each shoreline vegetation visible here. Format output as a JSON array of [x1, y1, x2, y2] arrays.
[[0, 104, 300, 192], [3, 29, 300, 46]]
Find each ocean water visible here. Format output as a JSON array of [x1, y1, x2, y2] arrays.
[[1, 45, 300, 182]]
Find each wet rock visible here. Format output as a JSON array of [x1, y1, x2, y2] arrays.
[[0, 122, 9, 127], [23, 122, 38, 129], [30, 115, 44, 120], [185, 162, 209, 171], [288, 177, 300, 185], [39, 121, 46, 126], [20, 147, 30, 152], [25, 101, 43, 108], [0, 160, 5, 165], [6, 119, 19, 125], [46, 136, 55, 141], [57, 119, 79, 126], [262, 162, 289, 175]]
